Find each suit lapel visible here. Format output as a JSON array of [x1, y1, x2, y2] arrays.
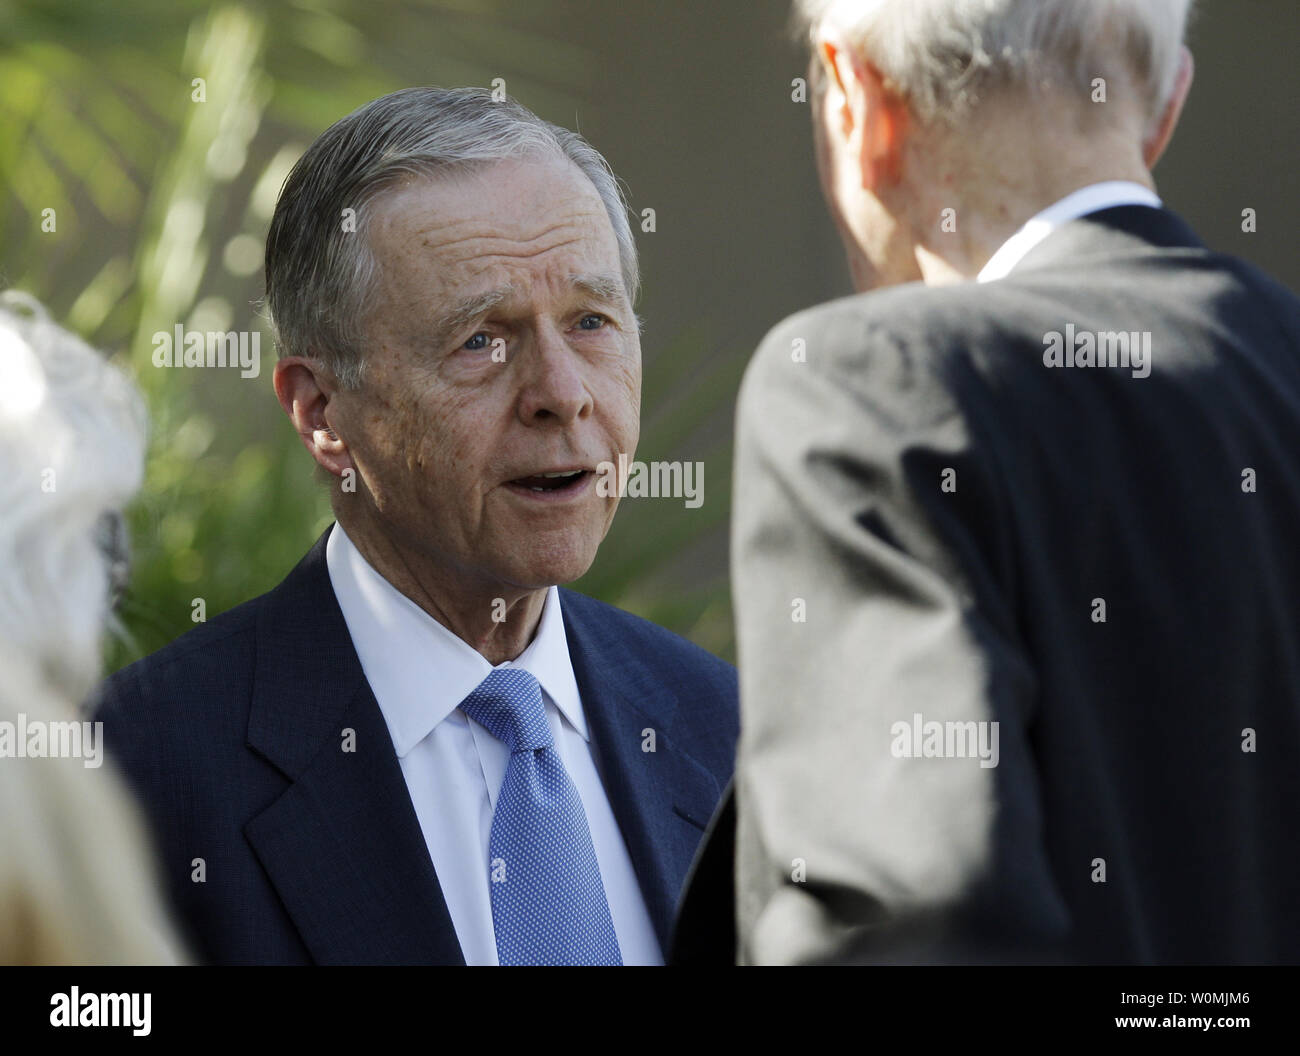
[[560, 591, 722, 950], [242, 528, 464, 964]]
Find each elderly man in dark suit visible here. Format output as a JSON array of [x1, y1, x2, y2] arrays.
[[96, 87, 737, 966], [676, 0, 1300, 964]]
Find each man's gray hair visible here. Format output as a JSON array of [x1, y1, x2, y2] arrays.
[[797, 0, 1195, 129], [265, 86, 640, 389]]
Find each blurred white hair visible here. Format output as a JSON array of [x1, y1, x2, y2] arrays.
[[796, 0, 1195, 131], [0, 291, 145, 704]]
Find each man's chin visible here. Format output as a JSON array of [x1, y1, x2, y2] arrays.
[[493, 547, 598, 592]]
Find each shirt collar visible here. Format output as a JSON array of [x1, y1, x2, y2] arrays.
[[976, 180, 1162, 283], [325, 522, 588, 757], [507, 573, 587, 743]]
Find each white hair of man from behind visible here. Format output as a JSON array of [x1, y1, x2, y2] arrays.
[[0, 290, 145, 704], [797, 0, 1195, 135]]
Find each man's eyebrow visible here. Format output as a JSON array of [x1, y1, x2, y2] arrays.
[[430, 274, 626, 341], [571, 273, 626, 304], [431, 285, 518, 339]]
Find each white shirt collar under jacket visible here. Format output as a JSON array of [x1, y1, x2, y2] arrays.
[[977, 180, 1162, 283], [325, 521, 589, 757]]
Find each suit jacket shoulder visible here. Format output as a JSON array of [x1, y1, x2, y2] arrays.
[[99, 593, 260, 714]]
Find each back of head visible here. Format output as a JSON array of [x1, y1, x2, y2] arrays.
[[0, 292, 145, 705], [795, 1, 1198, 288], [0, 292, 188, 965], [797, 0, 1195, 135]]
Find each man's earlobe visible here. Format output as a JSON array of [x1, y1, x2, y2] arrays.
[[274, 356, 354, 478]]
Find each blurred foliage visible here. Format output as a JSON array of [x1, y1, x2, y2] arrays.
[[0, 0, 737, 673]]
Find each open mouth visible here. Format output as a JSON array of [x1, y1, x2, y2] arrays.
[[504, 469, 592, 497]]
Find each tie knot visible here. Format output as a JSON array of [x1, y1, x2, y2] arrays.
[[459, 667, 551, 752]]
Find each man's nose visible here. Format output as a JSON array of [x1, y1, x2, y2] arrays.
[[516, 325, 594, 426]]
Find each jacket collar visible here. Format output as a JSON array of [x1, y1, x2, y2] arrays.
[[1011, 204, 1207, 277]]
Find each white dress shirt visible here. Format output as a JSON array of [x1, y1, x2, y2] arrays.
[[325, 522, 663, 965], [977, 180, 1162, 283]]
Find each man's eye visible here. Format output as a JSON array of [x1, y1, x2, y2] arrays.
[[462, 332, 491, 351], [577, 314, 606, 331]]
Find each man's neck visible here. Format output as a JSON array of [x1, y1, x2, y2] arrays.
[[905, 119, 1154, 285], [336, 515, 547, 665]]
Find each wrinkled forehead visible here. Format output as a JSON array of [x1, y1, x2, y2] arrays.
[[364, 155, 621, 303]]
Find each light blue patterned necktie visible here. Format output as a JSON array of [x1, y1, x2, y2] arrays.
[[459, 666, 623, 966]]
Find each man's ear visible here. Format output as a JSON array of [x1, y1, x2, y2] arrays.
[[858, 66, 909, 192], [817, 39, 854, 136], [1144, 46, 1194, 169], [818, 38, 908, 193], [272, 356, 353, 478]]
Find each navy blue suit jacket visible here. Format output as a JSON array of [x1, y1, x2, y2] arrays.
[[94, 527, 738, 964]]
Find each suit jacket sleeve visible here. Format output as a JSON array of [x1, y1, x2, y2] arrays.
[[731, 303, 1071, 964]]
